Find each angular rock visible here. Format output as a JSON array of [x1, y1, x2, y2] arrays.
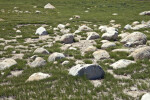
[[121, 32, 147, 47], [29, 57, 46, 68], [93, 50, 110, 60], [60, 34, 74, 44], [141, 93, 150, 100], [35, 27, 48, 35], [34, 48, 49, 54], [101, 42, 116, 49], [0, 59, 17, 70], [69, 64, 105, 80], [86, 32, 100, 40], [26, 72, 50, 82], [44, 3, 55, 9], [48, 52, 65, 62], [110, 59, 135, 69]]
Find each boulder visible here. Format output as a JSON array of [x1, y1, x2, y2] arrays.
[[35, 27, 48, 35], [29, 57, 46, 68], [44, 3, 55, 9], [0, 59, 17, 70], [121, 32, 147, 47], [101, 42, 116, 49], [26, 72, 50, 82], [60, 34, 74, 44], [93, 50, 110, 60], [86, 32, 100, 40], [129, 46, 150, 60], [34, 48, 49, 54], [69, 64, 105, 80], [141, 93, 150, 100], [48, 52, 65, 62], [110, 59, 135, 69]]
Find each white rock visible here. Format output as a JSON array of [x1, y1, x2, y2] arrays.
[[34, 48, 49, 54], [26, 72, 50, 82], [132, 24, 149, 30], [84, 46, 97, 53], [99, 25, 108, 32], [16, 30, 21, 33], [57, 24, 65, 29], [93, 50, 110, 60], [12, 54, 24, 59], [139, 11, 150, 15], [78, 25, 92, 32], [0, 59, 17, 70], [110, 59, 135, 69], [60, 29, 70, 34], [132, 21, 140, 26], [69, 47, 77, 50], [101, 42, 116, 49], [44, 3, 55, 9], [141, 93, 150, 100], [118, 32, 130, 39], [48, 52, 65, 62], [124, 24, 132, 30], [62, 60, 69, 65], [69, 64, 105, 80], [35, 27, 48, 35], [29, 57, 46, 68], [61, 34, 74, 44], [86, 32, 100, 40]]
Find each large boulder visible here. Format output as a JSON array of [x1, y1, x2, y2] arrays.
[[0, 59, 17, 70], [44, 3, 55, 9], [60, 34, 74, 44], [26, 72, 51, 82], [48, 52, 65, 62], [86, 32, 100, 40], [121, 32, 147, 47], [35, 27, 48, 35], [129, 46, 150, 60], [110, 59, 135, 69], [34, 48, 49, 54], [69, 64, 105, 80], [141, 93, 150, 100], [93, 50, 110, 60], [29, 57, 46, 68]]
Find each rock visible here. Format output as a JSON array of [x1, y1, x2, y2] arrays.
[[44, 3, 55, 9], [12, 54, 24, 59], [48, 52, 65, 62], [60, 29, 70, 34], [141, 93, 150, 100], [101, 42, 116, 49], [110, 59, 135, 69], [102, 27, 118, 40], [132, 24, 149, 30], [69, 64, 105, 80], [34, 48, 49, 54], [99, 25, 108, 32], [29, 57, 46, 68], [112, 49, 130, 53], [132, 21, 140, 26], [69, 47, 77, 50], [35, 27, 48, 35], [129, 46, 150, 60], [78, 25, 93, 32], [57, 24, 65, 29], [4, 45, 14, 50], [84, 46, 97, 53], [124, 24, 132, 30], [16, 30, 21, 33], [93, 50, 110, 60], [62, 60, 69, 65], [0, 59, 17, 70], [112, 13, 118, 15], [139, 11, 150, 15], [60, 34, 74, 44], [86, 32, 100, 40], [10, 70, 23, 77], [118, 32, 130, 39], [75, 60, 85, 64], [26, 72, 50, 82], [121, 32, 147, 47]]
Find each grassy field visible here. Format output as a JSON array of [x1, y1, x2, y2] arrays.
[[0, 0, 150, 100]]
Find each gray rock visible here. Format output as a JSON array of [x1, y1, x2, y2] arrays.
[[141, 93, 150, 100], [124, 24, 132, 30], [101, 42, 116, 49], [29, 57, 46, 68], [121, 32, 147, 47], [35, 27, 48, 35], [48, 52, 65, 62], [69, 64, 105, 80], [93, 50, 110, 60], [44, 3, 55, 9], [110, 59, 135, 69], [34, 48, 49, 54], [0, 59, 17, 70], [61, 34, 74, 44], [84, 46, 97, 53], [78, 25, 93, 32], [139, 11, 150, 15], [86, 32, 100, 40], [57, 24, 65, 29]]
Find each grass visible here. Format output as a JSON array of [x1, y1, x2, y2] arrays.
[[0, 0, 150, 99]]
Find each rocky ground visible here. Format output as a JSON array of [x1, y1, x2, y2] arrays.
[[0, 0, 150, 100]]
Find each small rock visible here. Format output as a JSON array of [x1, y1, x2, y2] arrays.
[[44, 3, 55, 9], [0, 59, 17, 70], [61, 34, 74, 44], [57, 24, 65, 29], [101, 42, 116, 49], [34, 48, 49, 54], [93, 50, 110, 60], [35, 27, 48, 35], [139, 11, 150, 15], [62, 60, 69, 65], [84, 46, 97, 53], [78, 25, 93, 32], [86, 32, 100, 40], [48, 52, 65, 62], [29, 57, 46, 68], [124, 24, 132, 30]]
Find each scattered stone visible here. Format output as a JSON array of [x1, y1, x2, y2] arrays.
[[78, 25, 93, 32], [62, 60, 69, 65], [112, 13, 118, 15], [124, 24, 132, 30], [69, 47, 77, 50], [84, 46, 97, 53], [93, 50, 110, 60], [26, 72, 51, 82], [141, 93, 150, 100], [29, 57, 46, 68], [60, 34, 74, 44], [86, 32, 100, 40], [75, 60, 85, 64], [112, 49, 130, 53], [90, 80, 102, 87], [12, 54, 24, 59], [34, 48, 49, 54], [0, 96, 15, 100], [0, 59, 17, 70], [69, 64, 105, 80], [4, 45, 14, 50], [35, 27, 48, 35], [118, 32, 130, 39], [48, 52, 65, 62], [57, 24, 65, 29], [139, 11, 150, 15], [44, 3, 55, 9], [16, 30, 21, 33], [101, 42, 116, 49], [110, 59, 135, 69], [121, 32, 147, 47], [132, 21, 140, 26], [0, 18, 4, 21], [10, 70, 23, 77]]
